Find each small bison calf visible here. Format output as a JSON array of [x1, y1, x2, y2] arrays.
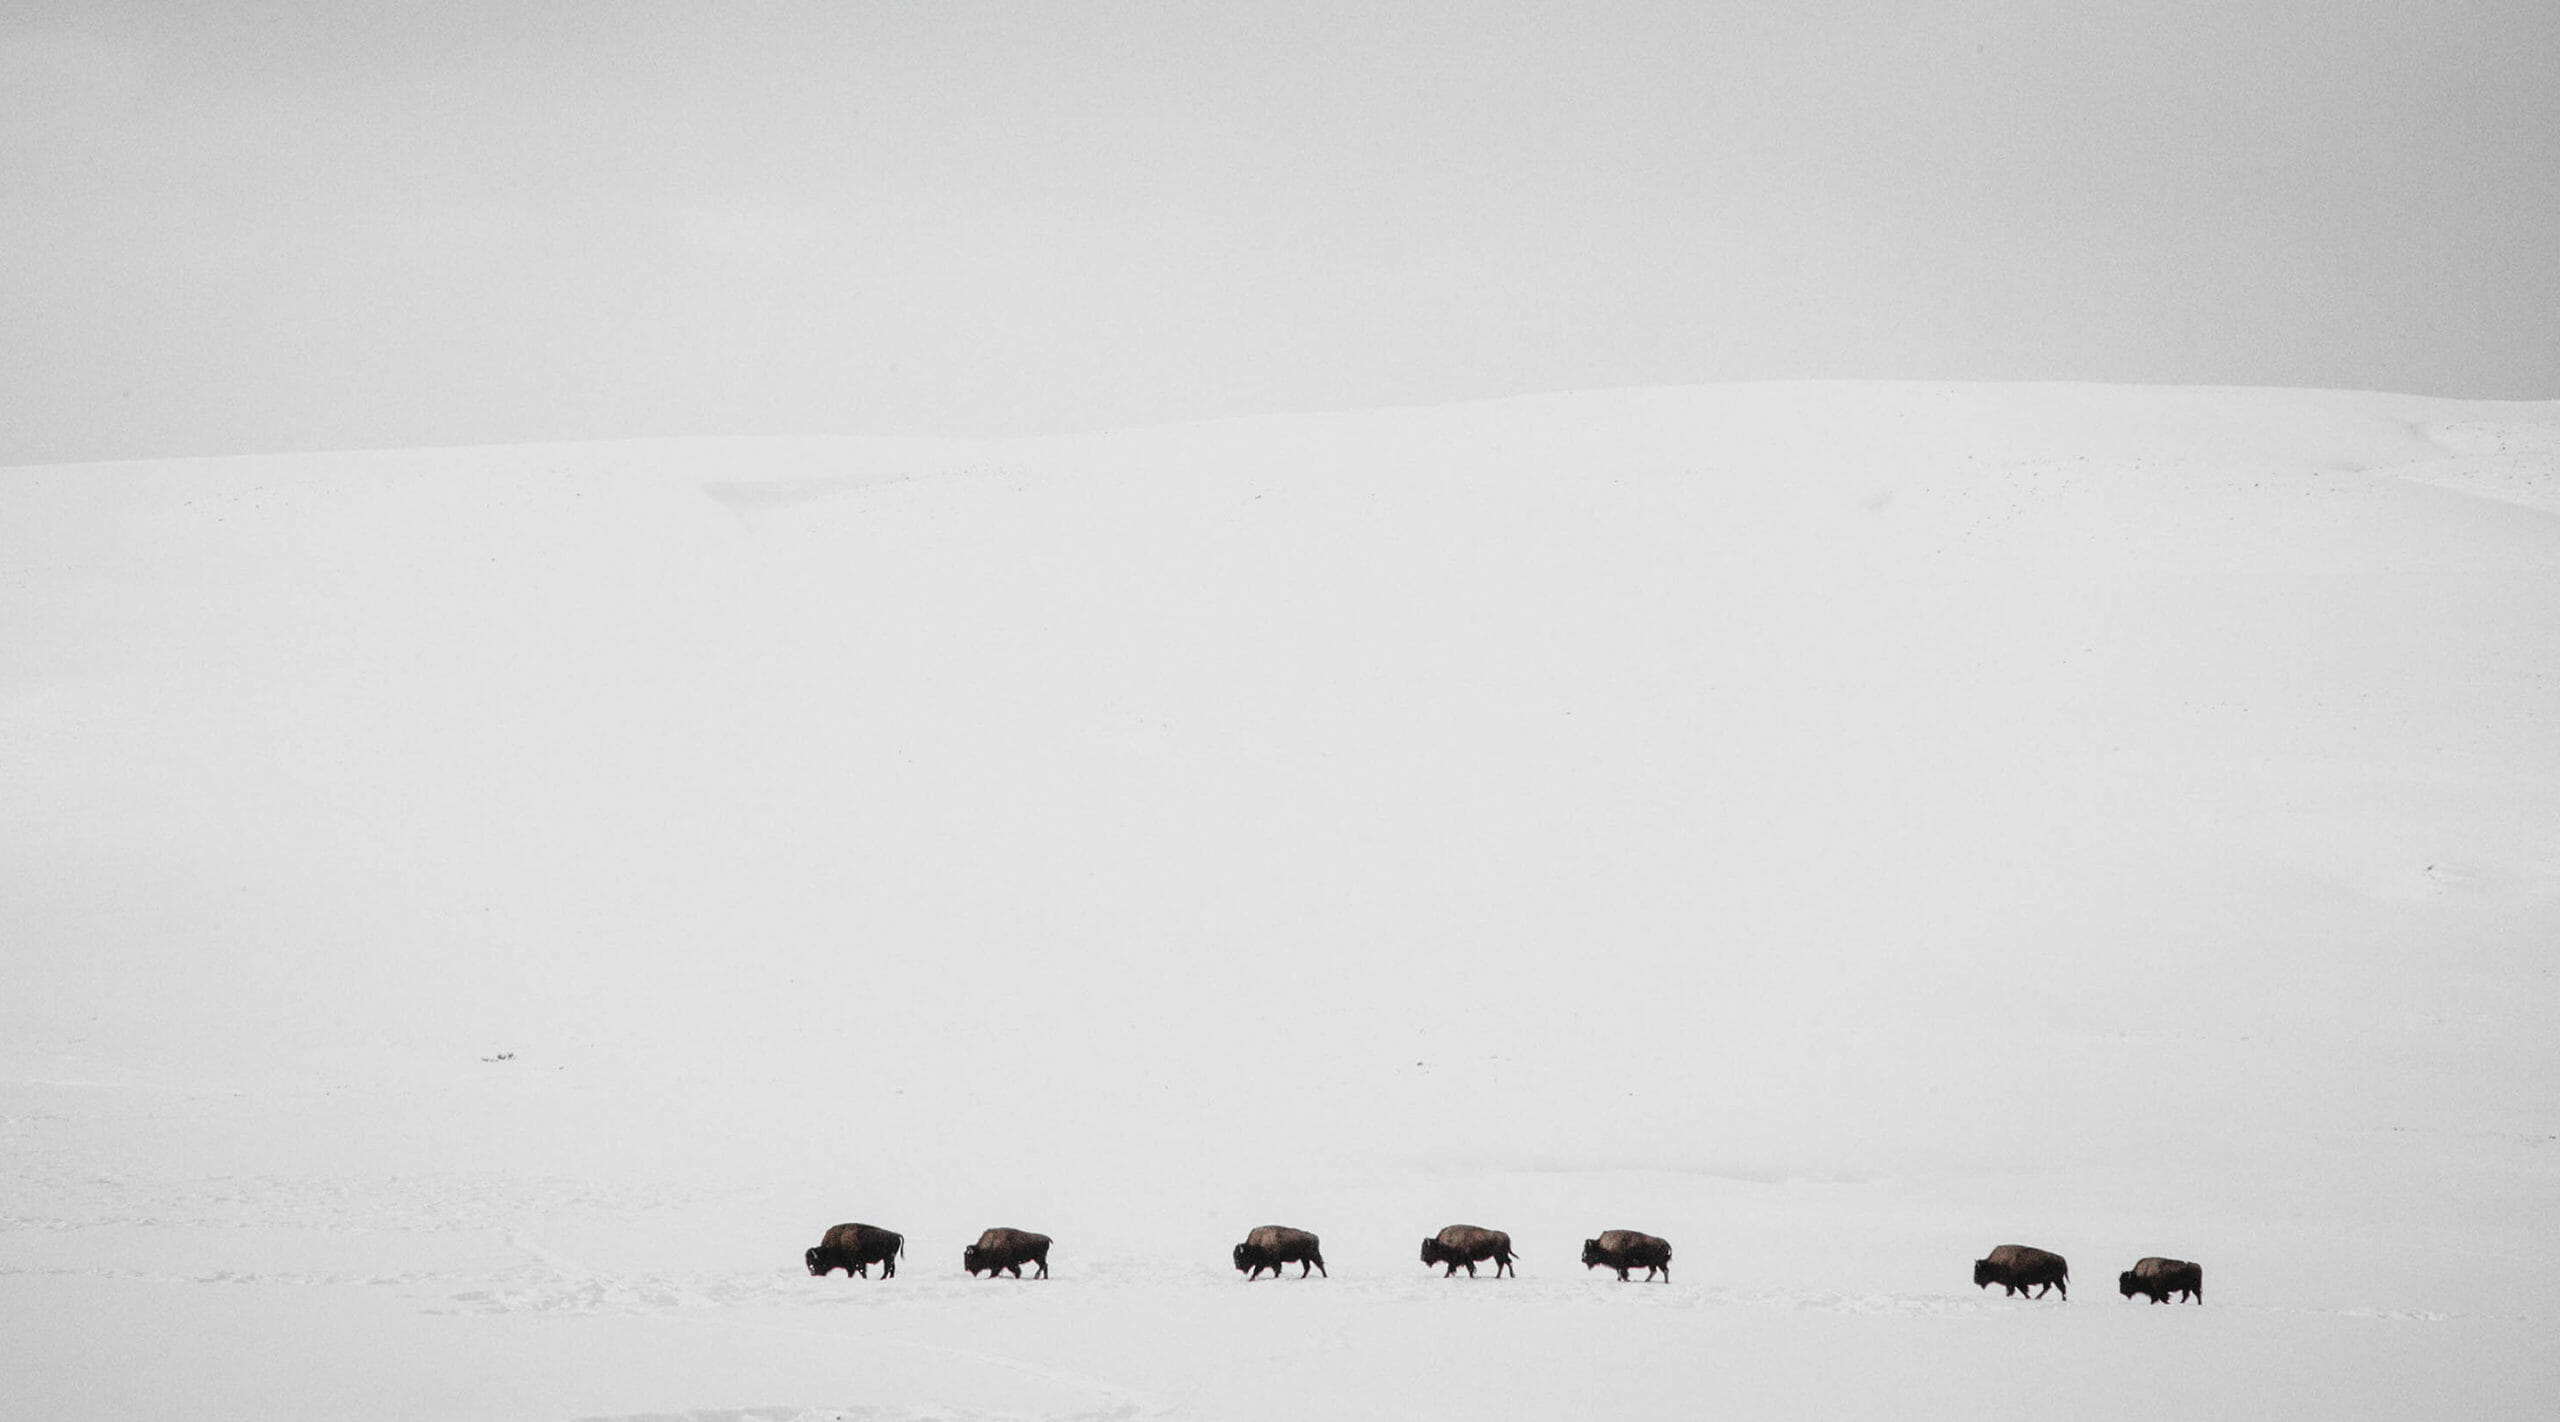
[[964, 1227, 1052, 1279], [1421, 1225, 1517, 1278], [1974, 1243, 2069, 1300], [1581, 1229, 1672, 1282], [805, 1222, 903, 1279], [2119, 1256, 2203, 1304], [1234, 1225, 1326, 1280]]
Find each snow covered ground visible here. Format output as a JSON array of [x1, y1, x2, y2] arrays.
[[4, 382, 2556, 1419]]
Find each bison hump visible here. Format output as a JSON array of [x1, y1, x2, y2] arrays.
[[1987, 1244, 2062, 1268]]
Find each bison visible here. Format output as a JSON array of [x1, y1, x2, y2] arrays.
[[964, 1227, 1052, 1279], [1973, 1243, 2069, 1300], [805, 1222, 903, 1279], [1581, 1229, 1672, 1282], [1421, 1224, 1517, 1278], [1233, 1225, 1326, 1280], [2119, 1256, 2203, 1304]]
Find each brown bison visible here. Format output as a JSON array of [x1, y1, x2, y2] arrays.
[[2119, 1256, 2203, 1304], [1581, 1229, 1672, 1282], [805, 1222, 903, 1279], [1974, 1243, 2069, 1300], [964, 1227, 1051, 1279], [1421, 1225, 1517, 1278], [1233, 1225, 1326, 1280]]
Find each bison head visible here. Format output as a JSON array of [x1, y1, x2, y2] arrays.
[[1581, 1238, 1603, 1267], [805, 1247, 827, 1276], [2118, 1270, 2141, 1298], [1419, 1238, 1442, 1266], [1972, 1258, 1996, 1289], [963, 1245, 984, 1274], [1232, 1243, 1255, 1272]]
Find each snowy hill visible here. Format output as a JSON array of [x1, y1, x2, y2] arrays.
[[4, 382, 2556, 1420]]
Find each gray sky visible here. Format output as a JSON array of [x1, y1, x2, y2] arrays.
[[5, 0, 2555, 465]]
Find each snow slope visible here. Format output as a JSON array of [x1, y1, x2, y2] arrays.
[[4, 382, 2556, 1419]]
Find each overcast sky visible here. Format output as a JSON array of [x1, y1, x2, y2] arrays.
[[4, 1, 2555, 465]]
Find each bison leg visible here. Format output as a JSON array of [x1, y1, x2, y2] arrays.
[[1034, 1257, 1049, 1279]]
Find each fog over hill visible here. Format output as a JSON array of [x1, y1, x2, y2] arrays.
[[4, 382, 2556, 1420]]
